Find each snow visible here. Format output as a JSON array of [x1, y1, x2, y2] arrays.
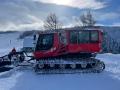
[[0, 32, 120, 90], [0, 32, 23, 56], [23, 36, 34, 48], [0, 72, 22, 90], [97, 54, 120, 80]]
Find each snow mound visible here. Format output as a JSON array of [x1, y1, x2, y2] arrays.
[[97, 53, 120, 80]]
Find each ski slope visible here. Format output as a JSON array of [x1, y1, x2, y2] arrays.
[[0, 32, 120, 90]]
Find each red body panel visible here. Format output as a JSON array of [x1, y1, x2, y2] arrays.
[[33, 29, 102, 59], [34, 33, 68, 59], [67, 43, 100, 53]]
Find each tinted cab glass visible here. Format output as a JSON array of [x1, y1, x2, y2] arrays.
[[36, 34, 54, 51], [70, 30, 99, 44]]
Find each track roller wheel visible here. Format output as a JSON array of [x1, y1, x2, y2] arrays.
[[38, 64, 44, 69], [70, 64, 76, 69], [59, 64, 66, 69], [49, 64, 55, 68], [81, 63, 87, 69]]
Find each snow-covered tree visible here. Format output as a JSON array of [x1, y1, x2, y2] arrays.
[[44, 13, 62, 30], [76, 10, 96, 27]]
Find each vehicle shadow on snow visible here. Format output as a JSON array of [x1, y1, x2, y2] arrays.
[[0, 67, 12, 73], [0, 67, 15, 78], [10, 70, 120, 90]]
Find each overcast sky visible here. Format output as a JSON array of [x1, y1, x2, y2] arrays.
[[0, 0, 120, 31]]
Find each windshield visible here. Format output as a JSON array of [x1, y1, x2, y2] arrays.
[[35, 34, 54, 51]]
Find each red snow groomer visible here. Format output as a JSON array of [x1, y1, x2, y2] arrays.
[[33, 29, 105, 73]]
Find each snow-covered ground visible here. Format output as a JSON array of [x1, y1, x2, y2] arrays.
[[0, 32, 23, 56], [0, 32, 120, 90]]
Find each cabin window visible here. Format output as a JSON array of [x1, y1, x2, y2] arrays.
[[36, 34, 54, 51], [59, 32, 67, 45], [70, 32, 78, 44], [91, 31, 99, 42], [78, 31, 90, 43]]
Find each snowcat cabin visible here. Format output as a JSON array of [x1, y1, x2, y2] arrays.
[[34, 32, 67, 59], [34, 33, 56, 59], [67, 29, 102, 57]]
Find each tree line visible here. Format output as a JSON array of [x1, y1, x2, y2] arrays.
[[43, 10, 96, 30]]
